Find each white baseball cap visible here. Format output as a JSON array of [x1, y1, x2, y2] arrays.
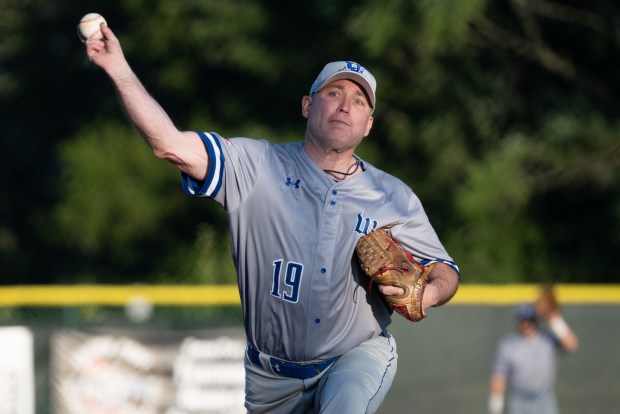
[[309, 61, 377, 110]]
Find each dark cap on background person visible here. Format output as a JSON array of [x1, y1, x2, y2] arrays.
[[515, 303, 537, 322], [309, 61, 377, 111]]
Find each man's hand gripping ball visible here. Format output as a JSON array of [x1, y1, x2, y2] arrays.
[[355, 228, 435, 322]]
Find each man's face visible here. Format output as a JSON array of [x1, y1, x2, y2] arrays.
[[302, 79, 374, 153], [517, 319, 537, 336]]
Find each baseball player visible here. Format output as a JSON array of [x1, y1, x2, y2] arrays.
[[85, 23, 460, 413], [488, 288, 579, 414]]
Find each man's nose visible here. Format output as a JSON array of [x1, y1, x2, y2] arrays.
[[338, 99, 350, 113]]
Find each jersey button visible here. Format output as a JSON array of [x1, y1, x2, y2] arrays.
[[320, 268, 327, 274], [329, 200, 336, 206], [332, 190, 337, 195], [314, 318, 321, 324]]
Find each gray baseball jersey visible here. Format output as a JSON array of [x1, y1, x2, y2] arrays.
[[491, 330, 562, 394], [182, 131, 458, 362]]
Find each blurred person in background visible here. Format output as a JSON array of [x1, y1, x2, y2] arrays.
[[488, 286, 579, 414]]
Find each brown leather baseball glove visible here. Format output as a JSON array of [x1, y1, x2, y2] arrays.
[[355, 228, 435, 322], [534, 284, 560, 320]]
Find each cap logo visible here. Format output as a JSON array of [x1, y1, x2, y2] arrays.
[[345, 61, 365, 74]]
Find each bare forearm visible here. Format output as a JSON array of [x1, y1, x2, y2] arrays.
[[488, 375, 506, 414], [85, 24, 208, 180], [109, 65, 207, 178], [110, 66, 182, 156], [424, 262, 459, 308], [547, 312, 580, 352]]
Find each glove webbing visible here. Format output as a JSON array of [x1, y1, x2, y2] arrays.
[[366, 236, 419, 293]]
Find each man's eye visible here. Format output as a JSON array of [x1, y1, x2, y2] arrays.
[[328, 91, 340, 97], [354, 99, 364, 105]]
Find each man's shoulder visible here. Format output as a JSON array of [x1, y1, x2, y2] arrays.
[[224, 137, 304, 154], [273, 140, 304, 150], [499, 332, 525, 348], [361, 161, 413, 192], [234, 138, 302, 152]]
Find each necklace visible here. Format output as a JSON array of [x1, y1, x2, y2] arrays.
[[322, 159, 361, 177]]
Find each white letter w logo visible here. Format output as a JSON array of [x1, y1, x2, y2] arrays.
[[355, 213, 377, 235]]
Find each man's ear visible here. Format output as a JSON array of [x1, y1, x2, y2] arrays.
[[363, 115, 374, 137], [301, 95, 312, 119]]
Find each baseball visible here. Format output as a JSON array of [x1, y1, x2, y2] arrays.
[[77, 13, 106, 42]]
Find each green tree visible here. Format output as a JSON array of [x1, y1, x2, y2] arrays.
[[346, 0, 620, 282], [1, 0, 618, 284]]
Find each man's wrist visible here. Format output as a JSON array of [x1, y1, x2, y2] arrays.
[[549, 314, 570, 337], [422, 282, 439, 309], [488, 394, 504, 414]]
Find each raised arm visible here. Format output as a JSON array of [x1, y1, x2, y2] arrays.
[[544, 309, 579, 352], [534, 285, 579, 352], [84, 23, 208, 181]]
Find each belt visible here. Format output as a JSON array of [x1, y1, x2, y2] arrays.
[[380, 330, 391, 338], [246, 343, 336, 380], [512, 389, 548, 400]]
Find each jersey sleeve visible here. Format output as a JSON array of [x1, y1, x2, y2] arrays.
[[490, 337, 511, 377], [182, 131, 225, 198], [181, 131, 269, 211], [392, 191, 460, 276]]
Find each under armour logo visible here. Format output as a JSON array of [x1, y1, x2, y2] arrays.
[[354, 213, 378, 235], [285, 178, 300, 189], [273, 363, 281, 372]]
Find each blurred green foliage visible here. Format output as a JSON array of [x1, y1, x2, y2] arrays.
[[1, 0, 618, 284]]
